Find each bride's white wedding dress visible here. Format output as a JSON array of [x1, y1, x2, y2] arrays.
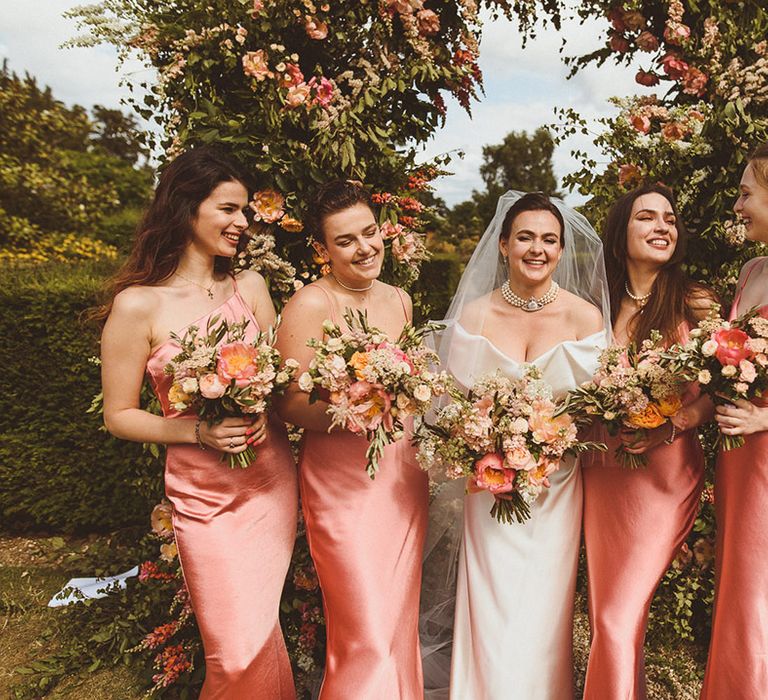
[[448, 323, 606, 699]]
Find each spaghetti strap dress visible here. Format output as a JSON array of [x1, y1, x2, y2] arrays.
[[298, 285, 429, 700], [702, 258, 768, 699], [581, 324, 704, 699], [145, 280, 298, 699]]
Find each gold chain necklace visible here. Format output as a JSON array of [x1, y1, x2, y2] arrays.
[[175, 271, 215, 299]]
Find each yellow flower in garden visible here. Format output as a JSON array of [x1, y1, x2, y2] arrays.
[[656, 394, 682, 417], [279, 216, 304, 233], [626, 403, 666, 429], [349, 351, 370, 380], [250, 189, 285, 223]]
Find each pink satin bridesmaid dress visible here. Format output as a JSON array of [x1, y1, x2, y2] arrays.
[[582, 325, 705, 700], [298, 287, 429, 700], [702, 261, 768, 700], [146, 280, 298, 699]]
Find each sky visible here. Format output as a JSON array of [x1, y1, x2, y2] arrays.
[[0, 2, 648, 207]]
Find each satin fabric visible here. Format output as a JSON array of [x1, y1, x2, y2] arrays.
[[448, 325, 606, 700], [146, 290, 298, 699], [701, 284, 768, 699], [299, 429, 429, 699], [581, 423, 703, 699]]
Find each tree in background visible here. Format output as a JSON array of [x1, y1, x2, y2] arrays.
[[0, 64, 153, 262], [436, 127, 559, 259]]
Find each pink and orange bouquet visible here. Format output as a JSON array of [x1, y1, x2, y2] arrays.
[[297, 309, 451, 478], [164, 315, 298, 468], [562, 333, 686, 469], [667, 308, 768, 450], [415, 367, 599, 524]]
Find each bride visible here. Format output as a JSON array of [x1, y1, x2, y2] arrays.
[[423, 191, 610, 699]]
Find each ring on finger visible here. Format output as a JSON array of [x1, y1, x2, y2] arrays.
[[228, 440, 236, 449]]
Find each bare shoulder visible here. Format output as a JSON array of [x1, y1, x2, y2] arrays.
[[283, 281, 331, 318], [738, 256, 767, 285], [560, 289, 604, 336], [234, 269, 268, 296], [109, 286, 159, 322]]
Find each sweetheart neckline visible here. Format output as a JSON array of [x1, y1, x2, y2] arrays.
[[451, 322, 606, 366]]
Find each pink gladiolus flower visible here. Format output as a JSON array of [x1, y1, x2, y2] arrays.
[[199, 372, 227, 399], [305, 15, 328, 40], [308, 76, 334, 107], [242, 50, 272, 81], [285, 82, 311, 108], [661, 53, 689, 80], [473, 453, 516, 494], [635, 69, 660, 87], [217, 342, 259, 387], [713, 328, 753, 366]]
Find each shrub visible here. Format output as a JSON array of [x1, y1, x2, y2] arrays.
[[0, 261, 160, 532]]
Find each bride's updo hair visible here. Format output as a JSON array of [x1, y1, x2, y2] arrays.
[[305, 179, 375, 244], [499, 192, 565, 246], [748, 142, 768, 188]]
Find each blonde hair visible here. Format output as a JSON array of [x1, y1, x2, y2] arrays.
[[749, 143, 768, 189]]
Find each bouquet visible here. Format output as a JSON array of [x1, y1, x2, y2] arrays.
[[164, 315, 298, 468], [297, 309, 451, 478], [666, 308, 768, 450], [562, 333, 686, 468], [415, 367, 600, 524]]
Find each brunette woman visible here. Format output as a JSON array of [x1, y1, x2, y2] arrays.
[[99, 147, 297, 698], [702, 143, 768, 699], [275, 180, 428, 699], [582, 183, 716, 699]]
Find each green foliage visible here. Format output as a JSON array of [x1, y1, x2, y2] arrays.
[[0, 262, 161, 532], [412, 252, 463, 322], [0, 66, 153, 262]]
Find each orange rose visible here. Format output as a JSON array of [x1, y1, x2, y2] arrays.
[[626, 403, 666, 429], [657, 394, 682, 417], [349, 351, 369, 380], [279, 216, 304, 232], [250, 189, 285, 223]]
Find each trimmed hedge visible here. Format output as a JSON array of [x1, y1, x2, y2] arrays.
[[412, 252, 463, 323], [0, 261, 160, 532]]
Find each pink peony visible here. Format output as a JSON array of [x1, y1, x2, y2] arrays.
[[242, 49, 272, 81], [661, 53, 689, 80], [635, 69, 660, 87], [308, 76, 334, 107], [635, 30, 660, 52], [473, 453, 516, 494], [285, 82, 311, 108], [527, 458, 559, 487], [714, 328, 753, 366], [346, 381, 394, 433], [529, 409, 575, 444], [199, 372, 227, 399], [304, 15, 328, 40], [217, 342, 259, 387]]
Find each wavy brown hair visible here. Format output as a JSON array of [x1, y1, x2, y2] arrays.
[[748, 142, 768, 188], [90, 146, 249, 324], [603, 183, 716, 345]]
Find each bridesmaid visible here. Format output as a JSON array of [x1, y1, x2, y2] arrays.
[[702, 143, 768, 699], [276, 180, 428, 699], [98, 147, 297, 698], [582, 183, 716, 699]]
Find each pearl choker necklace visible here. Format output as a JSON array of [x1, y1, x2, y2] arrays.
[[501, 280, 559, 312], [330, 273, 374, 292], [624, 281, 652, 307]]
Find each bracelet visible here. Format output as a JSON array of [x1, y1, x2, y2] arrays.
[[194, 419, 207, 450], [664, 421, 677, 445]]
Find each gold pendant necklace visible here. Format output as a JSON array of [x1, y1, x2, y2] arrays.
[[176, 272, 215, 299]]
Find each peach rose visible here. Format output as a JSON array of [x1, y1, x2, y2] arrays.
[[242, 49, 272, 81], [199, 372, 227, 399], [349, 351, 370, 380], [305, 15, 329, 40], [285, 82, 311, 108], [626, 403, 666, 429], [657, 394, 682, 417], [504, 446, 536, 471], [217, 342, 259, 387], [250, 189, 285, 223], [168, 383, 191, 410], [279, 216, 304, 232], [529, 410, 575, 444], [630, 114, 652, 134]]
